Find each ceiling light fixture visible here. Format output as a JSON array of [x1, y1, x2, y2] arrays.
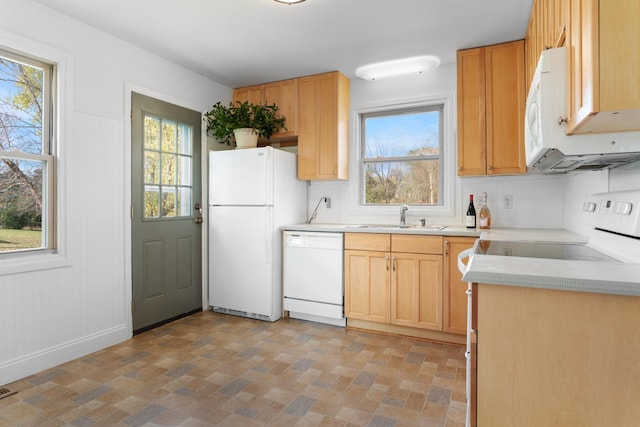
[[355, 55, 441, 81], [273, 0, 306, 4]]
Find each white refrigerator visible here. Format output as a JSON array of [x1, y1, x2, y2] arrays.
[[208, 147, 307, 321]]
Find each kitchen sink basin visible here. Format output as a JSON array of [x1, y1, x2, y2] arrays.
[[345, 224, 447, 230]]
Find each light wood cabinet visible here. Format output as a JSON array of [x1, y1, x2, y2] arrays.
[[457, 40, 526, 176], [264, 79, 298, 138], [232, 84, 264, 106], [566, 0, 640, 134], [297, 71, 350, 180], [391, 251, 442, 330], [525, 0, 568, 87], [443, 237, 476, 335], [344, 233, 443, 332], [232, 78, 298, 140], [344, 233, 390, 323], [472, 283, 640, 426]]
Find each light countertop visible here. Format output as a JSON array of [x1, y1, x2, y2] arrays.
[[462, 228, 640, 297], [283, 223, 481, 237]]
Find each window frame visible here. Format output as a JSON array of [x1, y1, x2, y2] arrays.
[[349, 93, 456, 220], [0, 35, 70, 276], [360, 104, 444, 206], [0, 48, 56, 254]]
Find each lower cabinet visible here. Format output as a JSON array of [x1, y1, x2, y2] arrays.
[[345, 233, 443, 332], [473, 283, 640, 426], [443, 237, 477, 334], [344, 248, 390, 323]]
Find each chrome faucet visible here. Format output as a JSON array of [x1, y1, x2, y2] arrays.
[[399, 204, 408, 226]]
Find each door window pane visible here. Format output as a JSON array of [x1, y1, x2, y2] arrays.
[[143, 114, 193, 219]]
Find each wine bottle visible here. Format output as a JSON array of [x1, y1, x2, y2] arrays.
[[466, 194, 476, 229], [479, 192, 491, 229]]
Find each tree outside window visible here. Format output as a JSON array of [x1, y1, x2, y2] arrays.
[[361, 106, 443, 206], [0, 50, 54, 253]]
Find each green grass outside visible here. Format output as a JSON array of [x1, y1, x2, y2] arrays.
[[0, 228, 42, 252]]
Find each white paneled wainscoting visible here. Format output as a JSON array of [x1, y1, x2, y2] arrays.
[[0, 112, 131, 386]]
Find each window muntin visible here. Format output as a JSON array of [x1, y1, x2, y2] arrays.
[[143, 114, 193, 219], [361, 106, 443, 206], [0, 49, 54, 253]]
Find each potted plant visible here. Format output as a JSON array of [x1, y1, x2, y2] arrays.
[[204, 101, 287, 148]]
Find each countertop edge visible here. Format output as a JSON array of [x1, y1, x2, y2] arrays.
[[463, 266, 640, 296]]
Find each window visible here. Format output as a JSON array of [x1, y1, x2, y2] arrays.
[[143, 115, 193, 219], [361, 105, 443, 205], [0, 49, 55, 253]]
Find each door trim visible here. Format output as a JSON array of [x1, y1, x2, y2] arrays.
[[124, 83, 210, 334]]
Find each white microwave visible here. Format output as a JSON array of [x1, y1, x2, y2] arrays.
[[524, 47, 640, 173]]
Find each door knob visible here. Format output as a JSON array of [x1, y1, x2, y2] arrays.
[[194, 203, 203, 224]]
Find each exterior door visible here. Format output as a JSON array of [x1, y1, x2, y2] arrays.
[[131, 92, 203, 332]]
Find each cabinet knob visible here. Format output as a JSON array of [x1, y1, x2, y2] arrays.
[[487, 165, 493, 170], [558, 116, 568, 125]]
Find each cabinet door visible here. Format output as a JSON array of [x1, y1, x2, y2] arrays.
[[485, 40, 526, 175], [525, 2, 538, 89], [566, 0, 598, 133], [298, 71, 349, 180], [456, 47, 487, 176], [391, 253, 443, 330], [567, 0, 640, 133], [264, 79, 298, 138], [344, 249, 390, 323], [233, 84, 264, 105], [443, 237, 476, 335]]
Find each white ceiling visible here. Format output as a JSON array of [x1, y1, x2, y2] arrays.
[[32, 0, 534, 88]]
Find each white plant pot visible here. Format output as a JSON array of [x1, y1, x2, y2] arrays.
[[233, 128, 259, 149]]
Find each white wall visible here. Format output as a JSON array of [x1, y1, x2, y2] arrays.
[[306, 63, 567, 229], [0, 0, 231, 385]]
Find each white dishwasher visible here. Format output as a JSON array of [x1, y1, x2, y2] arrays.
[[283, 231, 345, 327]]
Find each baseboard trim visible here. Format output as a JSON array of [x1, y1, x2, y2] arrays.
[[347, 319, 466, 345], [0, 324, 130, 387]]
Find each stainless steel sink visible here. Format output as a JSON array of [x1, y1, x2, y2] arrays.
[[345, 224, 447, 230], [421, 225, 447, 230]]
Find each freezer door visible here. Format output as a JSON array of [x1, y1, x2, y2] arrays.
[[209, 206, 276, 318], [209, 148, 272, 206]]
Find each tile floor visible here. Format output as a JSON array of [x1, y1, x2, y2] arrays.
[[0, 312, 467, 426]]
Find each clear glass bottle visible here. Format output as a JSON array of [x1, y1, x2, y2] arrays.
[[479, 192, 491, 229], [466, 194, 476, 229]]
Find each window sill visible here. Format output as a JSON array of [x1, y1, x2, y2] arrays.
[[0, 251, 71, 276]]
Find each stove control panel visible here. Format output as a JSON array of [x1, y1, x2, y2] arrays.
[[586, 190, 640, 238]]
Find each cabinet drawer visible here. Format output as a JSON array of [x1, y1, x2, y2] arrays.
[[391, 235, 443, 254], [344, 233, 390, 251]]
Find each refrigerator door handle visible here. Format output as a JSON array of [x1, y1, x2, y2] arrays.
[[265, 208, 272, 265]]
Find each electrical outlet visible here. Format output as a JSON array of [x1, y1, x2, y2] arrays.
[[325, 197, 331, 208], [504, 195, 513, 209]]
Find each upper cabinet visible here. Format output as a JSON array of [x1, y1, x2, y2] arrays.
[[525, 0, 568, 86], [297, 71, 350, 180], [525, 0, 640, 134], [264, 79, 298, 138], [457, 40, 526, 176], [232, 78, 298, 139], [233, 84, 264, 106], [233, 71, 349, 180], [566, 0, 640, 134]]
